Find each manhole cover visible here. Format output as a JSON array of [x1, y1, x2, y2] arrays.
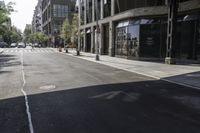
[[39, 85, 56, 90]]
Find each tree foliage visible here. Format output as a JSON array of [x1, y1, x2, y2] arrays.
[[27, 32, 49, 45], [71, 13, 79, 45], [0, 2, 17, 44], [60, 18, 71, 45], [2, 26, 22, 44], [23, 28, 32, 43], [60, 14, 80, 47]]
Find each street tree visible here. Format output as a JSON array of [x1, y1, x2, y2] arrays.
[[28, 32, 49, 47], [10, 27, 22, 43], [0, 2, 15, 43], [23, 28, 32, 43], [60, 18, 71, 48], [37, 32, 49, 46], [71, 13, 79, 46]]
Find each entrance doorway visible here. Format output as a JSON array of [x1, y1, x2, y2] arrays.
[[86, 28, 91, 52], [103, 24, 109, 55], [176, 21, 198, 61]]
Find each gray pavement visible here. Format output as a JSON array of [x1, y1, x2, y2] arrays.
[[1, 48, 200, 133], [63, 49, 200, 89]]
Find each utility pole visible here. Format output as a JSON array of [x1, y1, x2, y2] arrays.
[[165, 0, 178, 64], [95, 0, 100, 61]]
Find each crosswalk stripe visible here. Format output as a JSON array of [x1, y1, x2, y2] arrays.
[[2, 49, 56, 53]]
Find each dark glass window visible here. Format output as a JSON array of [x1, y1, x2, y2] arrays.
[[53, 4, 68, 17], [104, 0, 111, 18]]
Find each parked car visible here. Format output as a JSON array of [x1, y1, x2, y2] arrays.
[[27, 43, 32, 46], [10, 43, 17, 48], [17, 42, 26, 48], [34, 43, 40, 48], [0, 42, 9, 48]]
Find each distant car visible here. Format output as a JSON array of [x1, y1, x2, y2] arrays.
[[0, 42, 9, 48], [18, 42, 26, 48], [28, 43, 33, 46], [34, 43, 41, 48], [33, 43, 39, 47], [10, 43, 17, 48]]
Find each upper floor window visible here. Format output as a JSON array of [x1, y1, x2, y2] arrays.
[[53, 4, 69, 18]]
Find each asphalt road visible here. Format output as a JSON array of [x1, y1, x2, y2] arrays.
[[0, 48, 200, 133]]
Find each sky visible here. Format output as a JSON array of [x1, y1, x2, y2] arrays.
[[4, 0, 38, 32]]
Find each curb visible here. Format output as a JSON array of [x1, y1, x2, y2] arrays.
[[0, 49, 3, 54], [61, 51, 200, 90]]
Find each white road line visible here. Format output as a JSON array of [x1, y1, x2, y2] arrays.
[[20, 51, 34, 133], [2, 49, 55, 53]]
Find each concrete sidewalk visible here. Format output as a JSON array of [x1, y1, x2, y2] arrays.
[[60, 49, 200, 89]]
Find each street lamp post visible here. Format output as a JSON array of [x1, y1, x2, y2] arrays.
[[95, 0, 100, 61]]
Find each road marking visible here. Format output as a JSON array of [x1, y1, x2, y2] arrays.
[[2, 49, 56, 53], [39, 85, 56, 90], [20, 51, 34, 133]]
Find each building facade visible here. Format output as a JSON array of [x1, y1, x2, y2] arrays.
[[78, 0, 200, 63], [25, 24, 32, 31], [41, 0, 76, 47], [32, 0, 43, 33], [0, 0, 5, 7]]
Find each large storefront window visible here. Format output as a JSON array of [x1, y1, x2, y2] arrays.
[[175, 14, 200, 60], [115, 13, 200, 61], [104, 0, 111, 18], [86, 0, 92, 23], [115, 19, 157, 58], [94, 0, 101, 21], [115, 26, 128, 57]]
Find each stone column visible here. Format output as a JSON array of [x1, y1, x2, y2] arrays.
[[91, 26, 95, 53], [100, 0, 104, 19], [78, 29, 81, 52], [109, 21, 115, 56], [78, 0, 81, 26], [92, 0, 95, 22], [111, 0, 115, 16], [99, 24, 103, 55], [84, 0, 87, 24], [83, 29, 86, 52]]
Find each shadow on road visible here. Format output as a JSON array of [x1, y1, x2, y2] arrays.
[[163, 71, 200, 88], [1, 80, 200, 133], [0, 54, 21, 70], [0, 96, 29, 133]]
